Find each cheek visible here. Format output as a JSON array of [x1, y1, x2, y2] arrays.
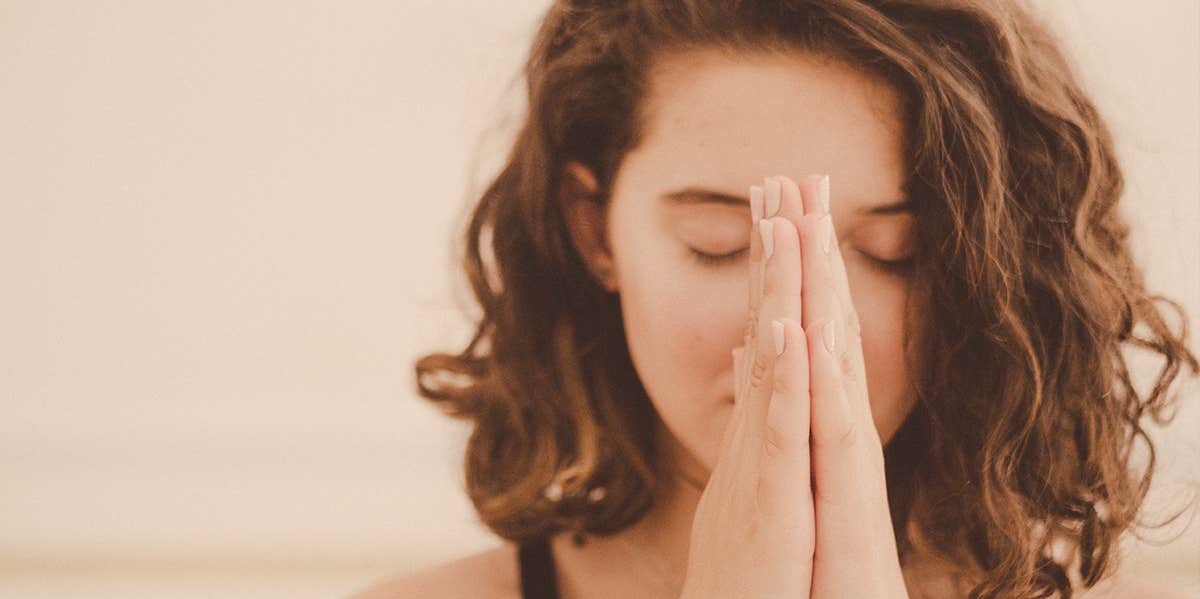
[[853, 277, 918, 443], [620, 263, 746, 399], [615, 254, 749, 471]]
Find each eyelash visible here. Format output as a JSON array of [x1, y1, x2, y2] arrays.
[[865, 254, 916, 275], [687, 247, 747, 266], [688, 247, 915, 276]]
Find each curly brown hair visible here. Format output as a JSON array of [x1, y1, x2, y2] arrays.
[[413, 1, 1199, 596]]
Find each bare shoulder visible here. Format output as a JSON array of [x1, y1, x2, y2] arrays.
[[1077, 573, 1196, 599], [346, 542, 521, 599]]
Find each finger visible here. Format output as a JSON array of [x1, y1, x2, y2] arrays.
[[807, 313, 888, 559], [799, 212, 844, 350], [829, 236, 861, 339], [797, 207, 858, 455], [758, 317, 813, 521], [726, 184, 765, 473], [740, 332, 752, 405], [803, 176, 907, 594], [817, 175, 869, 420], [742, 215, 804, 457], [714, 351, 753, 478], [712, 400, 745, 477], [759, 217, 804, 342], [814, 176, 859, 333], [807, 313, 898, 585], [797, 173, 826, 220], [732, 346, 745, 398], [798, 178, 885, 501], [731, 183, 763, 462], [766, 175, 805, 223], [806, 317, 855, 452], [827, 220, 871, 423], [744, 184, 765, 342]]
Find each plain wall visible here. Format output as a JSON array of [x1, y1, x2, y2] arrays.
[[1, 1, 1196, 597]]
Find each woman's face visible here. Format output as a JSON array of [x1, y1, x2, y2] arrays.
[[599, 49, 922, 478]]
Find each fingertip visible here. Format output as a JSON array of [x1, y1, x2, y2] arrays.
[[732, 345, 745, 397], [799, 174, 825, 216], [766, 175, 802, 223], [773, 318, 808, 381], [749, 184, 764, 224], [779, 317, 804, 341], [775, 174, 799, 192], [761, 318, 812, 472], [821, 319, 838, 357], [775, 317, 803, 347], [771, 319, 785, 356], [807, 318, 856, 448]]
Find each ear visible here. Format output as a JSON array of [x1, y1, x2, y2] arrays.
[[560, 161, 618, 292]]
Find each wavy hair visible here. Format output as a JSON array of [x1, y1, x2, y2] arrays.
[[414, 1, 1198, 596]]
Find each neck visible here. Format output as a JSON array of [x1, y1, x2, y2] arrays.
[[623, 421, 708, 583], [551, 419, 707, 599], [548, 421, 958, 599]]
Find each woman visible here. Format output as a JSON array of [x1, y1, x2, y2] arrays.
[[354, 1, 1197, 597]]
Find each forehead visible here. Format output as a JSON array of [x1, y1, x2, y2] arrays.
[[630, 49, 907, 200]]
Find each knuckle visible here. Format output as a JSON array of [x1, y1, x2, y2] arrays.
[[764, 423, 786, 459], [768, 364, 796, 398], [770, 367, 791, 396], [829, 419, 885, 461], [831, 417, 860, 450], [748, 352, 771, 390], [839, 352, 855, 381], [848, 308, 862, 336], [760, 267, 776, 298]]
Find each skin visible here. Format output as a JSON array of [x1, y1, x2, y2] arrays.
[[349, 48, 1182, 599], [603, 49, 918, 493], [590, 48, 918, 598]]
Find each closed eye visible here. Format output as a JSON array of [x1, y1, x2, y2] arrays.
[[687, 247, 748, 266], [862, 252, 915, 275], [688, 246, 913, 274]]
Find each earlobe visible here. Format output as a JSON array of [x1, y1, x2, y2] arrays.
[[561, 161, 618, 292]]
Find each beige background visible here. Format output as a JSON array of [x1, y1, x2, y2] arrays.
[[0, 1, 1196, 597]]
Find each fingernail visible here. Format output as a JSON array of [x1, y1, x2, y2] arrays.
[[750, 185, 763, 225], [765, 177, 781, 217], [819, 174, 830, 215], [820, 214, 833, 255], [822, 320, 836, 354], [759, 218, 774, 260], [772, 319, 785, 356]]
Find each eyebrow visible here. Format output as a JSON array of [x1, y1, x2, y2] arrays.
[[660, 188, 747, 207], [660, 187, 913, 215], [859, 199, 913, 216]]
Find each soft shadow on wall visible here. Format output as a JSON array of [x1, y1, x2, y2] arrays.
[[0, 1, 1195, 598]]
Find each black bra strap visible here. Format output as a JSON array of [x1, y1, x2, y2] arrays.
[[518, 536, 561, 599]]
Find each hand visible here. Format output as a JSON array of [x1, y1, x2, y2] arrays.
[[679, 175, 814, 598], [792, 174, 908, 599], [679, 175, 909, 599]]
